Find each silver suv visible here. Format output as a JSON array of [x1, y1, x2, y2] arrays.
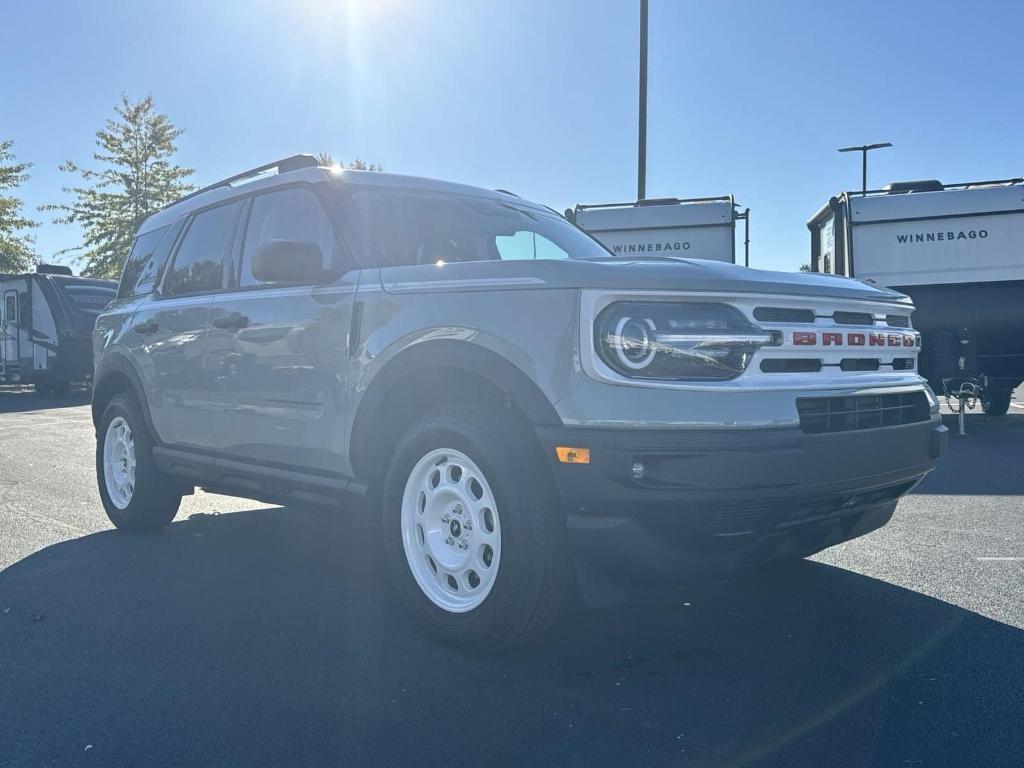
[[93, 155, 947, 647]]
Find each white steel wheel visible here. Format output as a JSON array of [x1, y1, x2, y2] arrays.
[[103, 416, 136, 510], [400, 447, 502, 613]]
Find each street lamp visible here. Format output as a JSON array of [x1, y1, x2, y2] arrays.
[[637, 0, 649, 201], [837, 142, 893, 195]]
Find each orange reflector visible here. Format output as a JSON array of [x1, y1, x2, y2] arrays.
[[555, 446, 591, 464]]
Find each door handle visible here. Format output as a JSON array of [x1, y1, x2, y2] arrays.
[[132, 318, 159, 335], [212, 312, 250, 330]]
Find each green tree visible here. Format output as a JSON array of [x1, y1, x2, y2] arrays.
[[316, 152, 382, 172], [0, 139, 38, 274], [43, 95, 194, 278]]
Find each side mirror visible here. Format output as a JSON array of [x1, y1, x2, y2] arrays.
[[250, 239, 325, 283]]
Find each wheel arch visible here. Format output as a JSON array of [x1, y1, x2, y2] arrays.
[[91, 351, 156, 437], [349, 339, 562, 484]]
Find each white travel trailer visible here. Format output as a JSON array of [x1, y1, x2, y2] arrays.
[[808, 178, 1024, 416], [0, 265, 116, 394], [569, 196, 749, 265]]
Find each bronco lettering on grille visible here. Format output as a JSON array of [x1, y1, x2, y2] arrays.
[[791, 332, 919, 347]]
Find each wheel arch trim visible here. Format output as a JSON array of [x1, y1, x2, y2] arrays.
[[91, 349, 157, 438], [349, 338, 562, 479]]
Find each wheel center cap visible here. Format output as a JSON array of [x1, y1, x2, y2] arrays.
[[449, 519, 462, 538]]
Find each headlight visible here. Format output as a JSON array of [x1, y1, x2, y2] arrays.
[[595, 301, 776, 381]]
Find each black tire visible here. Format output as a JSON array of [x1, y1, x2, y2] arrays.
[[33, 378, 52, 396], [50, 378, 69, 397], [381, 404, 574, 650], [96, 393, 183, 532], [983, 388, 1012, 417]]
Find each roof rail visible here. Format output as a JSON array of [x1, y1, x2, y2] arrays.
[[164, 154, 320, 210], [494, 188, 520, 197]]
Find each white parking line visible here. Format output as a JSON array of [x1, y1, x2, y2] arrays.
[[976, 556, 1023, 562], [4, 508, 94, 536], [0, 420, 66, 432]]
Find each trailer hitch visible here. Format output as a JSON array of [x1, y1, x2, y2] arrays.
[[943, 378, 984, 436]]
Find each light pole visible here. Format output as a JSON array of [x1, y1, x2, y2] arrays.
[[637, 0, 648, 201], [837, 142, 893, 195]]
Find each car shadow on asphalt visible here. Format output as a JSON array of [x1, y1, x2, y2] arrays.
[[0, 385, 91, 413], [2, 505, 1022, 767]]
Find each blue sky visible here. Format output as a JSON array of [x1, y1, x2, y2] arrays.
[[4, 0, 1023, 272]]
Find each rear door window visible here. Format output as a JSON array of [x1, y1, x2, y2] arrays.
[[162, 203, 241, 297]]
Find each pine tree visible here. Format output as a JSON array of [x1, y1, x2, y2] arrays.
[[316, 152, 382, 172], [0, 139, 38, 274], [44, 95, 194, 278]]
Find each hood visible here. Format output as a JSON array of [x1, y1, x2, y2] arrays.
[[378, 257, 911, 305]]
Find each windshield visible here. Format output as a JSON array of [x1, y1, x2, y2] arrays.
[[345, 187, 611, 267]]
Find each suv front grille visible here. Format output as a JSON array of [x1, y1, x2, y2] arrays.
[[831, 311, 874, 326], [752, 306, 912, 328], [749, 301, 916, 378], [760, 358, 823, 373], [839, 358, 880, 372], [753, 307, 815, 323], [796, 392, 930, 434]]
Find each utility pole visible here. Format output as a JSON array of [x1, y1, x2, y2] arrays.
[[637, 0, 649, 201], [837, 142, 893, 194]]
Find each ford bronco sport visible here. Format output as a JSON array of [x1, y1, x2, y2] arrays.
[[93, 155, 947, 648]]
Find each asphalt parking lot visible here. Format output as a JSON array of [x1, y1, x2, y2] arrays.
[[1, 387, 1022, 767]]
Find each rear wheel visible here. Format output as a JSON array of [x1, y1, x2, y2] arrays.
[[50, 377, 69, 397], [33, 377, 52, 396], [983, 387, 1012, 417], [381, 404, 573, 649], [97, 393, 183, 531]]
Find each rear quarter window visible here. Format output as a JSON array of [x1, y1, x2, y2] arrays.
[[118, 220, 184, 299], [118, 227, 167, 298]]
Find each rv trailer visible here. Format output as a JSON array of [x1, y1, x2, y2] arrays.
[[0, 265, 116, 395], [808, 178, 1024, 418], [569, 196, 750, 265]]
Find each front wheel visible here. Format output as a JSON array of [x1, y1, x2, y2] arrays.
[[381, 404, 573, 649], [97, 393, 183, 531]]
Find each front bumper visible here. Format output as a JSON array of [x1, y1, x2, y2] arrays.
[[537, 415, 947, 582]]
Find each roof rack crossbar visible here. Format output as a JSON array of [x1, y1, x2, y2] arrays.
[[165, 154, 320, 210]]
